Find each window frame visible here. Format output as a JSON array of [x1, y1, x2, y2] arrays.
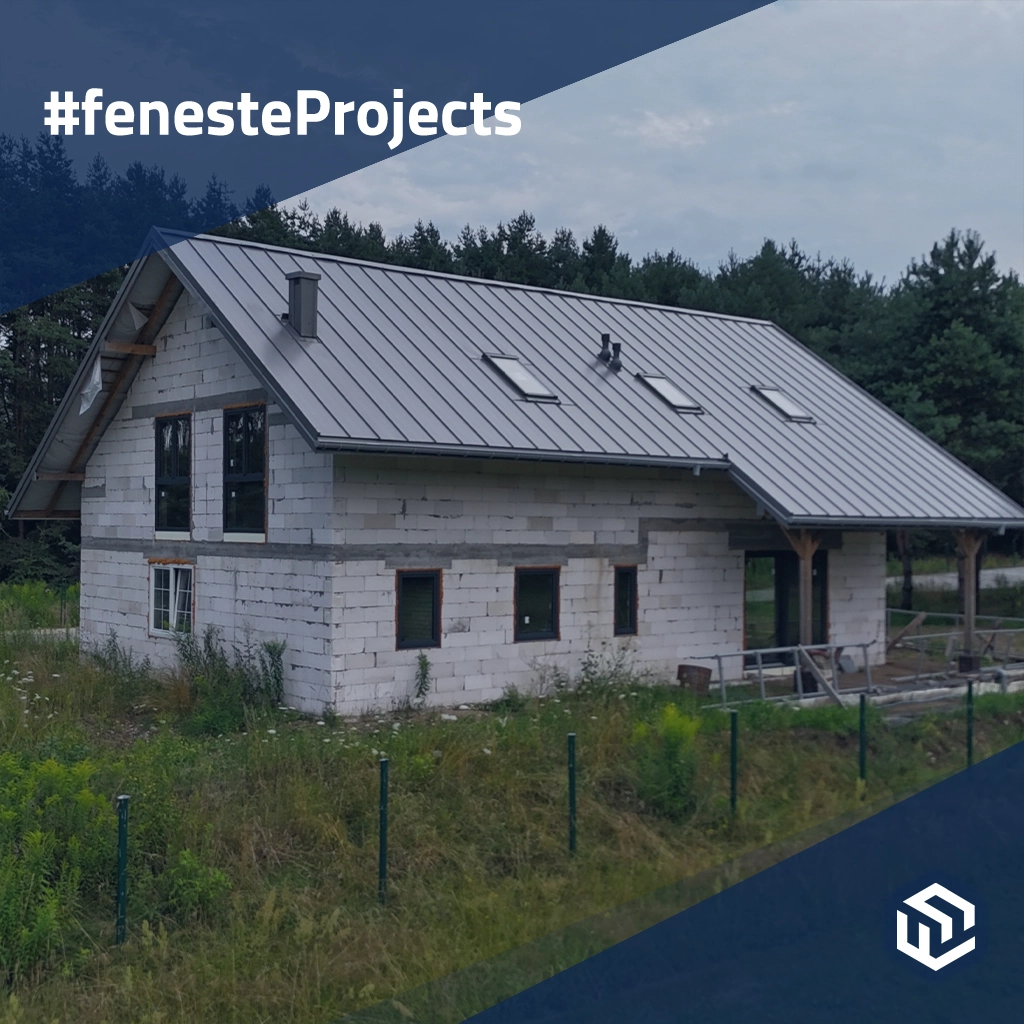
[[750, 385, 816, 423], [635, 374, 702, 413], [483, 353, 559, 402], [149, 560, 195, 637], [395, 569, 442, 650], [514, 566, 561, 642], [154, 412, 192, 537], [222, 403, 267, 539], [613, 564, 639, 636]]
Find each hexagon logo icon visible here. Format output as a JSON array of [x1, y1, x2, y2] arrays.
[[896, 883, 976, 971]]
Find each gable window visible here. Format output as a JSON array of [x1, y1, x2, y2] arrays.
[[396, 570, 442, 649], [224, 405, 266, 537], [614, 565, 638, 636], [515, 567, 559, 641], [150, 562, 193, 635], [155, 414, 191, 535]]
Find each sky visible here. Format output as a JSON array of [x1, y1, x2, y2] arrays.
[[294, 0, 1023, 287]]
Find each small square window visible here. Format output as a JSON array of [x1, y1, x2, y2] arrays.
[[515, 567, 559, 641], [614, 566, 638, 636], [151, 563, 193, 635], [396, 570, 441, 649]]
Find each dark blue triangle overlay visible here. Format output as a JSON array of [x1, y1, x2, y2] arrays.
[[0, 0, 772, 313], [470, 743, 1024, 1023]]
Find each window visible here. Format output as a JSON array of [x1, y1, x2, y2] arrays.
[[155, 414, 191, 534], [223, 405, 266, 535], [151, 563, 193, 634], [514, 567, 559, 641], [750, 386, 815, 423], [614, 565, 638, 635], [396, 570, 441, 649], [483, 354, 557, 401], [635, 374, 702, 413]]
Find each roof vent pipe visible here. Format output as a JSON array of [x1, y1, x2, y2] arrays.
[[609, 341, 622, 372], [285, 271, 321, 338], [599, 333, 611, 362]]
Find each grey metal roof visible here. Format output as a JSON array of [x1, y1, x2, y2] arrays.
[[9, 228, 1024, 530]]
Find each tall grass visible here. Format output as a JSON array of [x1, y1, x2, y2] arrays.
[[0, 630, 1021, 1022], [0, 582, 79, 630]]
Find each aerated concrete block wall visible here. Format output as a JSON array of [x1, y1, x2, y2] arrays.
[[80, 290, 335, 708], [829, 531, 888, 665], [329, 454, 757, 713]]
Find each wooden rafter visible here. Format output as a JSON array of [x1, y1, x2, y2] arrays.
[[41, 274, 184, 517]]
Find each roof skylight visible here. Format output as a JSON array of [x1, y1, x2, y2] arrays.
[[751, 385, 815, 423], [483, 354, 557, 401], [636, 373, 702, 413]]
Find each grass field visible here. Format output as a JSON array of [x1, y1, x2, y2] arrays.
[[2, 627, 1024, 1024]]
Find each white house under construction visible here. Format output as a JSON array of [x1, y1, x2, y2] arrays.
[[8, 229, 1024, 713]]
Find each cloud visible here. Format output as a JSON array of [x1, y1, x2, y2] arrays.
[[292, 0, 1023, 283]]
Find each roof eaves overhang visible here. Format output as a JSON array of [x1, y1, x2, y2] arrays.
[[314, 436, 732, 470], [728, 467, 1024, 534], [5, 237, 182, 520], [780, 515, 1024, 532]]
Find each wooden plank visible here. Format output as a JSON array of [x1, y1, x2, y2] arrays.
[[886, 610, 927, 653], [10, 509, 80, 519], [105, 341, 157, 356], [35, 471, 86, 482], [797, 646, 843, 706], [954, 529, 984, 654], [782, 527, 823, 646]]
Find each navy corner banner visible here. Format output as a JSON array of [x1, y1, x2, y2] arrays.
[[0, 0, 771, 313], [463, 741, 1024, 1023]]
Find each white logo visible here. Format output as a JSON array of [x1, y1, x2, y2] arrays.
[[896, 883, 976, 971]]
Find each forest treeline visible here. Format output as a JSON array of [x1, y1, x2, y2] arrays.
[[1, 135, 1022, 583]]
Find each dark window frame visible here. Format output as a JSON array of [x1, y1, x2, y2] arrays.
[[514, 566, 560, 642], [395, 569, 442, 650], [223, 403, 267, 535], [613, 565, 638, 636], [154, 413, 191, 533]]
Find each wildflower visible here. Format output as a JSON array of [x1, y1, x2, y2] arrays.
[[267, 728, 276, 735]]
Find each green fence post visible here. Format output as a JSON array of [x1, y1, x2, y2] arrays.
[[966, 680, 974, 768], [378, 757, 389, 906], [729, 709, 738, 814], [115, 794, 129, 945], [859, 693, 867, 782], [568, 732, 577, 854]]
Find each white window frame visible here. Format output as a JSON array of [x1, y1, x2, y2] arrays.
[[149, 562, 195, 637]]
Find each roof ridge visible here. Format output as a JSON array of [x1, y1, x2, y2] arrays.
[[150, 226, 776, 326]]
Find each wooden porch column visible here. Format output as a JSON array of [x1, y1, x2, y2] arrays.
[[782, 528, 823, 646], [954, 529, 984, 654]]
